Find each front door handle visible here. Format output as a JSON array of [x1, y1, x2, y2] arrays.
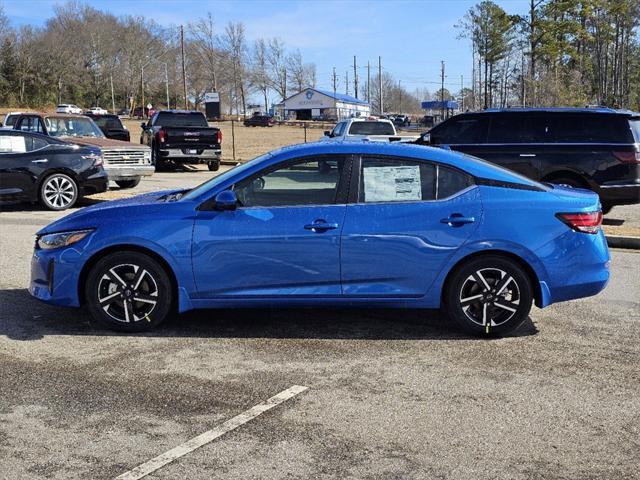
[[31, 159, 48, 164], [304, 220, 339, 232], [519, 153, 536, 157], [441, 214, 475, 226]]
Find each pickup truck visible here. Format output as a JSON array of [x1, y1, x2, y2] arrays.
[[140, 110, 221, 171], [13, 113, 153, 188], [322, 118, 417, 143]]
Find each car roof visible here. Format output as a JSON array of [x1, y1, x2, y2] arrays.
[[468, 107, 640, 116], [157, 110, 203, 114]]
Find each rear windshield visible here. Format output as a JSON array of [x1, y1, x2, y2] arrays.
[[630, 119, 640, 142], [348, 121, 395, 136], [154, 112, 208, 127], [93, 116, 123, 130]]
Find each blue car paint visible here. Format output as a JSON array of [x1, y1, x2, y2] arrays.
[[30, 142, 610, 314]]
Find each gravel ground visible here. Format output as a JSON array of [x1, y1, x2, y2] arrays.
[[0, 172, 639, 479]]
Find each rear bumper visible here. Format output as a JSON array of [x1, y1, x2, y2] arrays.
[[81, 175, 109, 195], [597, 181, 640, 206], [158, 148, 221, 163], [104, 165, 155, 181]]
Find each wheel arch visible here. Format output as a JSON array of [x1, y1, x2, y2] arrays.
[[78, 244, 179, 308], [37, 168, 82, 192], [441, 249, 544, 308], [541, 169, 593, 189]]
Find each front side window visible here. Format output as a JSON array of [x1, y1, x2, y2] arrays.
[[234, 157, 344, 208], [431, 116, 488, 144], [331, 122, 346, 137]]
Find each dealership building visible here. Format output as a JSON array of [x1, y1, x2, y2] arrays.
[[276, 88, 370, 120]]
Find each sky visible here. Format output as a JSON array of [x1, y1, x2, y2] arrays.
[[4, 0, 529, 99]]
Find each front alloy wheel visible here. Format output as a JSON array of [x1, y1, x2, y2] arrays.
[[40, 173, 78, 210], [445, 256, 533, 336], [86, 252, 172, 332]]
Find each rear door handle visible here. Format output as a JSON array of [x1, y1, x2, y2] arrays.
[[441, 215, 475, 226], [31, 159, 48, 164], [304, 220, 339, 232], [519, 153, 536, 157]]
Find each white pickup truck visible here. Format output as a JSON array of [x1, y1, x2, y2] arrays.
[[322, 118, 418, 142]]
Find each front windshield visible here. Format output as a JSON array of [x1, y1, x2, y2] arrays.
[[93, 116, 123, 130], [45, 116, 105, 138], [181, 153, 272, 201]]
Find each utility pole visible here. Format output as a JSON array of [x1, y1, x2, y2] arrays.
[[378, 56, 383, 115], [180, 25, 188, 109], [367, 61, 371, 103], [345, 71, 349, 96], [440, 60, 445, 120], [110, 74, 115, 114], [399, 80, 402, 113], [164, 63, 170, 109], [460, 74, 464, 112], [283, 68, 287, 100], [141, 66, 145, 119], [332, 67, 338, 120], [353, 55, 358, 99]]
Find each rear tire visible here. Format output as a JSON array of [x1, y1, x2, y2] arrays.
[[208, 160, 220, 172], [444, 255, 533, 337], [115, 178, 141, 189], [85, 251, 173, 332], [40, 173, 78, 210], [548, 177, 587, 190]]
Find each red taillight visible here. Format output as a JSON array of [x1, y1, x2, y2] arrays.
[[158, 129, 166, 143], [556, 211, 603, 234], [217, 129, 222, 144], [612, 150, 640, 163]]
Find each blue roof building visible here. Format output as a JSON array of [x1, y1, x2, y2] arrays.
[[280, 87, 371, 120]]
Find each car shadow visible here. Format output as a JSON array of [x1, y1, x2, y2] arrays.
[[602, 217, 625, 226], [0, 288, 538, 342], [0, 196, 107, 212]]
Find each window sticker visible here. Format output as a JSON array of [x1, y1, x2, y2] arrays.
[[363, 165, 421, 202], [0, 135, 27, 153]]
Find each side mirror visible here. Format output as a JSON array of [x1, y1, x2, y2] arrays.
[[421, 132, 431, 144], [140, 122, 147, 129], [324, 130, 332, 137], [214, 190, 238, 211]]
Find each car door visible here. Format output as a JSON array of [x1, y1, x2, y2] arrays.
[[192, 155, 351, 297], [0, 133, 46, 200], [341, 155, 482, 297]]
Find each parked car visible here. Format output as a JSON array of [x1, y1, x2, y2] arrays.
[[87, 106, 108, 115], [415, 107, 640, 213], [85, 113, 130, 142], [13, 113, 153, 189], [133, 106, 156, 119], [419, 115, 436, 128], [30, 142, 608, 335], [0, 130, 107, 210], [323, 118, 417, 142], [56, 104, 82, 114], [393, 114, 411, 127], [140, 110, 221, 171], [243, 115, 276, 127], [1, 112, 25, 130]]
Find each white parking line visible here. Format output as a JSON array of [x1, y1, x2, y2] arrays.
[[115, 385, 309, 480]]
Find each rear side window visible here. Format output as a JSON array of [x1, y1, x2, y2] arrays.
[[487, 114, 551, 143], [628, 119, 640, 142], [437, 166, 474, 198], [431, 116, 488, 144], [550, 114, 633, 143], [155, 112, 208, 127], [349, 122, 395, 136]]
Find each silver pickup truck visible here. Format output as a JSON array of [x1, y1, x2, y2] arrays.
[[13, 113, 153, 189], [322, 118, 418, 143]]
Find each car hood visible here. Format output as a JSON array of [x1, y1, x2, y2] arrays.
[[61, 136, 146, 149], [37, 189, 184, 235]]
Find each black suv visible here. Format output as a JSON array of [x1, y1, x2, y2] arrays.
[[416, 108, 640, 213]]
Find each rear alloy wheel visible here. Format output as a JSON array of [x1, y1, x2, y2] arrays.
[[445, 256, 533, 336], [40, 173, 78, 210], [115, 178, 141, 189], [85, 252, 172, 332]]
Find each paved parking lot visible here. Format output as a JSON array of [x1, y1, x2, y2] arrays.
[[1, 173, 639, 479]]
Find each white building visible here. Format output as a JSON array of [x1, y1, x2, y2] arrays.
[[278, 88, 370, 120]]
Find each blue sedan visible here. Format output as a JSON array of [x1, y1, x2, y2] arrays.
[[30, 142, 610, 336]]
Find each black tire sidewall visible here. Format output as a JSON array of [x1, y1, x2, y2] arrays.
[[445, 255, 533, 337], [40, 173, 78, 210], [85, 251, 172, 332], [208, 161, 220, 171], [115, 178, 141, 189]]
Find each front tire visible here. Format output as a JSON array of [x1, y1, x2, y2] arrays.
[[115, 178, 141, 189], [444, 255, 533, 336], [85, 251, 173, 332], [40, 173, 78, 210]]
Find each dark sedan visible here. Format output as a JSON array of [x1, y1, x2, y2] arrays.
[[244, 115, 276, 127], [0, 130, 108, 210], [85, 114, 130, 142]]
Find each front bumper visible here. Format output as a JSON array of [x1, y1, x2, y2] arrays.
[[158, 148, 221, 163], [30, 245, 84, 308], [104, 165, 155, 181]]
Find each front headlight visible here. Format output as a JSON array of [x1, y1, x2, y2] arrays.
[[36, 229, 93, 250], [144, 151, 151, 164]]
